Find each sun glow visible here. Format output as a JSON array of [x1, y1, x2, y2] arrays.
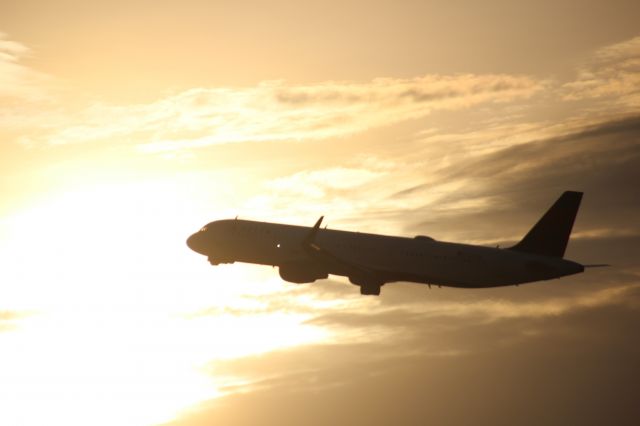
[[0, 180, 332, 426]]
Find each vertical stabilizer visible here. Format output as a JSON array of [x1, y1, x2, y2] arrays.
[[509, 191, 583, 258]]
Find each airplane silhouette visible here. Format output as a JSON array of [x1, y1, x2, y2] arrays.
[[187, 191, 605, 295]]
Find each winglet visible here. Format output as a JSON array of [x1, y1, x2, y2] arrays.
[[303, 216, 324, 247]]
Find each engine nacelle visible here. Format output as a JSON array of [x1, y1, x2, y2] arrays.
[[349, 275, 383, 296], [279, 262, 328, 284]]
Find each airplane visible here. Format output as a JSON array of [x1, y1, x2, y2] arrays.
[[187, 191, 605, 295]]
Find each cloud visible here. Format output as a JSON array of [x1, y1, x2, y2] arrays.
[[6, 34, 640, 156], [564, 36, 640, 108], [241, 163, 404, 227], [412, 115, 640, 241], [3, 33, 639, 157], [267, 167, 386, 196], [169, 287, 640, 426], [140, 75, 542, 151], [310, 284, 640, 327], [0, 32, 49, 102], [0, 310, 29, 332], [3, 73, 543, 149]]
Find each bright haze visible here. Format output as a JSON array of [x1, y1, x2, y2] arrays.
[[1, 1, 639, 425]]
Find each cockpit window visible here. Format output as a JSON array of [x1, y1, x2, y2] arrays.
[[200, 226, 208, 232]]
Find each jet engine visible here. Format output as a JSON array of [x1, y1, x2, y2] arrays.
[[349, 275, 383, 296], [279, 262, 328, 284]]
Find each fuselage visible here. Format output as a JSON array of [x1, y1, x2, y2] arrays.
[[187, 219, 584, 289]]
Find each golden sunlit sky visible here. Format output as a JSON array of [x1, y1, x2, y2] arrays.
[[1, 1, 640, 425]]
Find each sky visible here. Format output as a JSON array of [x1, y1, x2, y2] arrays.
[[1, 1, 639, 425]]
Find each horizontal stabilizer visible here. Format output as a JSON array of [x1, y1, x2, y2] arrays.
[[509, 191, 583, 258]]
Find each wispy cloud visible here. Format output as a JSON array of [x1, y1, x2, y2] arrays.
[[304, 284, 640, 332], [0, 310, 29, 332], [0, 32, 49, 102], [137, 75, 543, 152], [5, 33, 639, 156], [2, 73, 543, 148], [564, 36, 640, 108]]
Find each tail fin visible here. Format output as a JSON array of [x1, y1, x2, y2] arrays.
[[509, 191, 583, 258]]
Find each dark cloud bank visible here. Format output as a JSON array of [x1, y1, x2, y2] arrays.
[[169, 293, 640, 426], [400, 114, 640, 243]]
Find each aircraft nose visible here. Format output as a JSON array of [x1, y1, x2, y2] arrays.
[[186, 231, 208, 255]]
